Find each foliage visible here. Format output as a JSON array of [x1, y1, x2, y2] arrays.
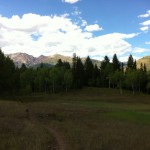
[[112, 54, 120, 71], [0, 48, 150, 95], [0, 49, 16, 94]]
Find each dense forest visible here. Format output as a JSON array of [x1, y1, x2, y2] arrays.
[[0, 48, 150, 95]]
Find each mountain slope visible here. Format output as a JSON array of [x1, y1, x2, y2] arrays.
[[7, 53, 36, 67], [7, 53, 101, 68], [137, 56, 150, 71]]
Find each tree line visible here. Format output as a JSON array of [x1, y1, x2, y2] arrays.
[[1, 48, 150, 95]]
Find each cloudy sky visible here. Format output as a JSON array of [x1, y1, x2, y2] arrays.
[[0, 0, 150, 61]]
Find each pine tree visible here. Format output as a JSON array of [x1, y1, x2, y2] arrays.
[[93, 64, 100, 86], [63, 61, 71, 70], [112, 54, 120, 71], [100, 55, 112, 87], [100, 56, 110, 71], [0, 49, 17, 94], [20, 63, 27, 72], [84, 56, 94, 86], [56, 59, 63, 67], [126, 54, 136, 71], [76, 57, 85, 88], [133, 60, 137, 70]]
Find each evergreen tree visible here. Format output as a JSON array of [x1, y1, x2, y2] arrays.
[[112, 54, 120, 71], [71, 55, 85, 88], [127, 54, 134, 70], [100, 56, 112, 87], [93, 64, 100, 86], [76, 57, 85, 88], [84, 56, 94, 86], [133, 60, 137, 70], [56, 59, 63, 68], [4, 56, 16, 92], [20, 63, 27, 72], [0, 49, 17, 94], [100, 56, 110, 71], [63, 61, 71, 70], [126, 54, 136, 71]]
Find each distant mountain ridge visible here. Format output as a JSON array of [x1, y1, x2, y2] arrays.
[[7, 53, 36, 67], [7, 53, 150, 70], [7, 53, 101, 68]]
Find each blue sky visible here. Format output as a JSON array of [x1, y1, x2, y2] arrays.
[[0, 0, 150, 61]]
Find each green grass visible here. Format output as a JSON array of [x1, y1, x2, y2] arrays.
[[1, 87, 150, 150]]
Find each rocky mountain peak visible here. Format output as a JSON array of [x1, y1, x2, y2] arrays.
[[7, 52, 101, 68]]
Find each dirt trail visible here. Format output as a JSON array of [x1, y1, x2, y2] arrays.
[[30, 116, 68, 150], [23, 103, 69, 150], [43, 124, 68, 150]]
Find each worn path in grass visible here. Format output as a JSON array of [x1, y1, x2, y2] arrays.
[[27, 106, 69, 150], [42, 123, 68, 150], [34, 119, 69, 150]]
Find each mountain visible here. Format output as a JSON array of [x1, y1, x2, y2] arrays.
[[7, 53, 36, 67], [137, 56, 150, 71], [7, 53, 101, 68], [7, 53, 150, 70]]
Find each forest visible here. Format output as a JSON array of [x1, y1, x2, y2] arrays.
[[0, 48, 150, 95]]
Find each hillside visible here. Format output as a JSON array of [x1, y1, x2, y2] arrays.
[[137, 56, 150, 71], [7, 53, 101, 68]]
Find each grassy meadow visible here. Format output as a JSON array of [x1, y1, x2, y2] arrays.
[[1, 87, 150, 150]]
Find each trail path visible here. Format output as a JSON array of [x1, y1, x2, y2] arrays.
[[22, 102, 69, 150], [43, 123, 68, 150], [28, 112, 68, 150]]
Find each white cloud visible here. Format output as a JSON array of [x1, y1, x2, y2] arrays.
[[0, 13, 145, 61], [138, 10, 150, 18], [140, 20, 150, 31], [140, 26, 149, 31], [138, 10, 150, 32], [62, 0, 79, 4], [85, 24, 103, 32], [141, 20, 150, 26]]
